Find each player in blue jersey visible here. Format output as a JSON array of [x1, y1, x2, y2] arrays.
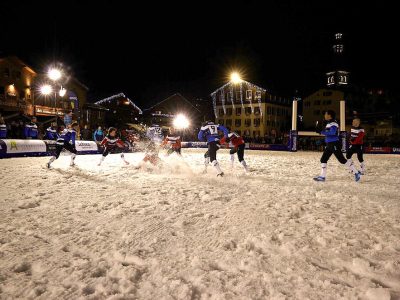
[[198, 121, 229, 176], [314, 110, 361, 182], [44, 122, 59, 140], [47, 122, 79, 168]]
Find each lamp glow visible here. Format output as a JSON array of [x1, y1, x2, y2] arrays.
[[173, 114, 190, 129], [40, 84, 53, 95], [59, 87, 67, 97], [48, 68, 62, 81], [230, 72, 242, 84]]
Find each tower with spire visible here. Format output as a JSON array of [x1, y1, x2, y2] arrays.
[[326, 33, 349, 88]]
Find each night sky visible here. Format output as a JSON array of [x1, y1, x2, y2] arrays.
[[1, 1, 398, 107]]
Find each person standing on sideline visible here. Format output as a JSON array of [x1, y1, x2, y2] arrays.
[[346, 118, 366, 174], [198, 121, 229, 176], [80, 124, 92, 140], [44, 122, 59, 140], [0, 117, 7, 139], [24, 117, 38, 139], [314, 110, 362, 182], [93, 126, 104, 143]]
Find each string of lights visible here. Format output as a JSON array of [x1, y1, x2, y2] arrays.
[[94, 93, 143, 114]]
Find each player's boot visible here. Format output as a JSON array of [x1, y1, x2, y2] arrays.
[[354, 171, 362, 182], [313, 176, 326, 182], [70, 154, 76, 167], [217, 172, 224, 177]]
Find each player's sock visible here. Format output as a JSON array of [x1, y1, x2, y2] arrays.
[[204, 157, 210, 172], [360, 162, 365, 174], [47, 156, 56, 168], [320, 163, 327, 178], [212, 160, 223, 175], [70, 154, 76, 166], [121, 153, 129, 165], [230, 154, 235, 168], [240, 160, 249, 172], [98, 156, 105, 166], [345, 159, 358, 175]]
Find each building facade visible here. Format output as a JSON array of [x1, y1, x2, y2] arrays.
[[0, 56, 37, 117], [211, 80, 291, 141]]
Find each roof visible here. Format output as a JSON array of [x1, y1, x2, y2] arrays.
[[144, 93, 201, 113], [0, 55, 37, 74], [210, 80, 267, 96], [94, 93, 142, 114]]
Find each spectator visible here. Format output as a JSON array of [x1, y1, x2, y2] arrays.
[[0, 117, 7, 139], [64, 111, 73, 127], [80, 124, 92, 140], [93, 126, 104, 142], [24, 117, 38, 139]]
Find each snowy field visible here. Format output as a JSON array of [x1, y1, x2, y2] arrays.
[[0, 149, 399, 300]]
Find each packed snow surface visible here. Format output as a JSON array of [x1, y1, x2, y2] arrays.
[[0, 149, 399, 299]]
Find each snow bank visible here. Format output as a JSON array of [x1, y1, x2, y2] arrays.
[[0, 149, 399, 299]]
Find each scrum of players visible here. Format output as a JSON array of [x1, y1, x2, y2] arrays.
[[46, 120, 249, 176]]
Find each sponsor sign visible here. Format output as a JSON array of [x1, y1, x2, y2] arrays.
[[3, 139, 46, 154], [75, 141, 99, 152]]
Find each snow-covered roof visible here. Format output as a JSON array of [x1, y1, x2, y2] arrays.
[[210, 80, 267, 96], [94, 93, 142, 114]]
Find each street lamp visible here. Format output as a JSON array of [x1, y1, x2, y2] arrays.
[[40, 84, 53, 95], [48, 68, 62, 81], [173, 114, 190, 129], [59, 87, 67, 97], [230, 72, 242, 84]]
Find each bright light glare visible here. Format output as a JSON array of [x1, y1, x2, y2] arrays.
[[230, 72, 242, 84], [173, 114, 190, 129], [48, 68, 62, 81], [59, 87, 67, 97], [40, 84, 53, 95]]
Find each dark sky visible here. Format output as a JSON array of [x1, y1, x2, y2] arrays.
[[1, 0, 398, 107]]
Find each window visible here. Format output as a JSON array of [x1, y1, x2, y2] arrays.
[[326, 100, 332, 105], [235, 119, 241, 127], [236, 91, 241, 102], [245, 107, 252, 115], [218, 119, 224, 125], [226, 119, 232, 127], [254, 118, 261, 127], [218, 108, 224, 115], [255, 91, 262, 100], [236, 107, 241, 116], [323, 91, 332, 97], [254, 107, 261, 115], [226, 108, 232, 115], [246, 90, 252, 101], [245, 119, 251, 127], [313, 110, 321, 116], [314, 100, 321, 105]]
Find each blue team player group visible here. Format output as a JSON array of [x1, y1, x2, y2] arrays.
[[47, 122, 79, 168]]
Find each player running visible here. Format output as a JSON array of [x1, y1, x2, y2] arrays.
[[47, 122, 79, 168], [346, 117, 366, 174], [161, 127, 182, 156], [221, 128, 249, 172], [313, 110, 362, 182], [98, 127, 129, 166], [198, 121, 228, 176]]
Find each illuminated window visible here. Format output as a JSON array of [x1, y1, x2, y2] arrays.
[[245, 119, 251, 127], [245, 107, 251, 115], [335, 33, 342, 39], [246, 90, 252, 101], [255, 91, 262, 100], [254, 107, 261, 115], [235, 119, 241, 127]]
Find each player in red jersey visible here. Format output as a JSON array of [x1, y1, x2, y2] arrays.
[[98, 127, 129, 166], [221, 128, 249, 172], [161, 128, 182, 156], [346, 118, 366, 174]]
